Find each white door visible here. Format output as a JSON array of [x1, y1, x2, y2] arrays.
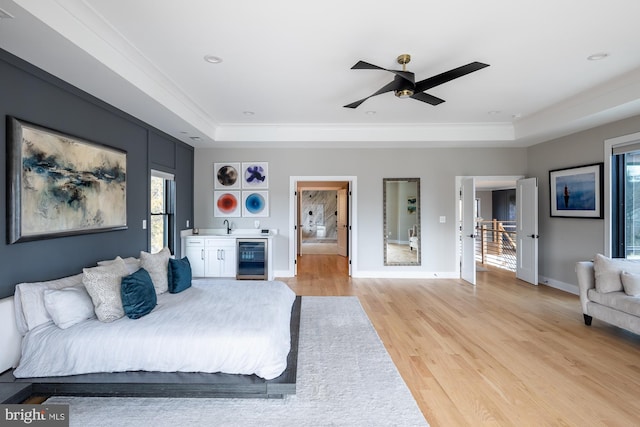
[[461, 177, 476, 285], [516, 177, 539, 285], [337, 188, 348, 257], [294, 189, 299, 275]]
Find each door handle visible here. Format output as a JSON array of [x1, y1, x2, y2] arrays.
[[527, 234, 539, 238], [201, 249, 204, 260], [468, 234, 476, 238]]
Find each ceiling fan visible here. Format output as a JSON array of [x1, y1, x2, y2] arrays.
[[343, 54, 489, 109]]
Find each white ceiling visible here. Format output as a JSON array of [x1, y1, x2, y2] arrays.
[[1, 0, 640, 148]]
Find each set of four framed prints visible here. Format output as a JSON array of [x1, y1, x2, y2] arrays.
[[214, 162, 269, 217]]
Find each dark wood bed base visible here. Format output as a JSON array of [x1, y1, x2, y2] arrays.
[[0, 296, 301, 403]]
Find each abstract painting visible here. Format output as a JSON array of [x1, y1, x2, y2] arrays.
[[7, 117, 127, 243], [242, 191, 269, 217], [214, 162, 241, 189], [241, 162, 268, 189], [549, 163, 603, 218], [214, 191, 240, 217]]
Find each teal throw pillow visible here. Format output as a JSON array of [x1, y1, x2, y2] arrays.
[[168, 257, 192, 293], [121, 268, 157, 319]]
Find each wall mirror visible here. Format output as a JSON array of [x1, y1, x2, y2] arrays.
[[384, 178, 421, 266]]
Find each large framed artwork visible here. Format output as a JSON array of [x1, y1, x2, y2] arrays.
[[7, 117, 127, 244], [549, 163, 603, 218]]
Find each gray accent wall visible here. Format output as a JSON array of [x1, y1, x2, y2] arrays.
[[0, 49, 194, 298]]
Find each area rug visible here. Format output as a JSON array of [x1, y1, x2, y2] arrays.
[[47, 297, 428, 426]]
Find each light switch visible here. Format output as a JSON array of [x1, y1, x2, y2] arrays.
[[142, 219, 147, 229], [186, 220, 190, 228], [439, 216, 446, 223]]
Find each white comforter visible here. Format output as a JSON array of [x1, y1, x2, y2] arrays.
[[14, 279, 296, 380]]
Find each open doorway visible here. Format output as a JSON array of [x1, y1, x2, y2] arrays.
[[457, 175, 523, 285], [289, 177, 356, 277]]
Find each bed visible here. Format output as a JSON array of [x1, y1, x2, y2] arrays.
[[1, 254, 300, 401]]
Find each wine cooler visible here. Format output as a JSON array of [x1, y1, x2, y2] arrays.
[[236, 238, 268, 280]]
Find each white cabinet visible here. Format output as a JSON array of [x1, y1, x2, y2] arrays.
[[204, 238, 237, 278], [184, 237, 205, 277]]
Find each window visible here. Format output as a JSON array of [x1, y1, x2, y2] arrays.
[[611, 141, 640, 258], [150, 170, 175, 254]]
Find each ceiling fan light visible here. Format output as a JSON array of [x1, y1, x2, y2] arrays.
[[395, 89, 414, 98]]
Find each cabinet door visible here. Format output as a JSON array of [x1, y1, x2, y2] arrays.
[[219, 246, 237, 277], [204, 248, 223, 277], [185, 246, 205, 277]]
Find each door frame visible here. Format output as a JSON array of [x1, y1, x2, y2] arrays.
[[289, 176, 357, 276], [455, 175, 524, 279]]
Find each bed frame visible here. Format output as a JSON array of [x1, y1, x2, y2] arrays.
[[0, 296, 300, 403]]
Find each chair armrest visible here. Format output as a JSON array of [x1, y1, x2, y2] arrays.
[[575, 261, 595, 314]]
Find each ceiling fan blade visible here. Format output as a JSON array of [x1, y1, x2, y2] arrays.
[[414, 62, 489, 93], [351, 60, 384, 70], [343, 80, 401, 109], [410, 92, 445, 106], [351, 60, 415, 83]]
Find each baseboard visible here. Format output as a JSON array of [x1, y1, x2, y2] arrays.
[[539, 275, 579, 295], [352, 270, 459, 279]]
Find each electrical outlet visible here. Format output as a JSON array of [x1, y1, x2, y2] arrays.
[[439, 216, 446, 223], [142, 219, 147, 230], [186, 220, 190, 228]]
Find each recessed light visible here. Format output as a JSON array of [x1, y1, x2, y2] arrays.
[[587, 52, 609, 61], [487, 110, 501, 115], [203, 55, 222, 64], [365, 111, 376, 115], [189, 136, 201, 141], [243, 111, 255, 116]]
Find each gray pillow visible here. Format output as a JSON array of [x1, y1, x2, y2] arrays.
[[140, 247, 171, 295], [83, 258, 129, 322], [593, 253, 640, 293], [620, 271, 640, 296]]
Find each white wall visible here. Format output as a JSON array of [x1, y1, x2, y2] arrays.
[[194, 147, 527, 277]]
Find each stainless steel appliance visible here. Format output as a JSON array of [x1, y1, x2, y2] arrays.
[[236, 238, 268, 280]]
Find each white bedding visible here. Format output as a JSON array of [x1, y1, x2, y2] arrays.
[[14, 279, 296, 380]]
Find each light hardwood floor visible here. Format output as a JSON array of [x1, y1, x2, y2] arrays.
[[280, 255, 640, 427]]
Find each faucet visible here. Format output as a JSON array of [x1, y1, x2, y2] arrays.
[[223, 219, 231, 234]]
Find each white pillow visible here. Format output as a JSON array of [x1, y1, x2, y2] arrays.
[[14, 273, 84, 333], [82, 258, 129, 322], [620, 271, 640, 296], [593, 253, 640, 293], [97, 256, 141, 275], [44, 286, 96, 329], [140, 247, 171, 295]]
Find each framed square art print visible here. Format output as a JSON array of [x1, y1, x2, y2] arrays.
[[214, 162, 241, 189], [549, 163, 603, 218], [242, 191, 269, 217], [241, 162, 268, 189]]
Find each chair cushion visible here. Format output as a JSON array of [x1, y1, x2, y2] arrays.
[[588, 288, 640, 317]]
